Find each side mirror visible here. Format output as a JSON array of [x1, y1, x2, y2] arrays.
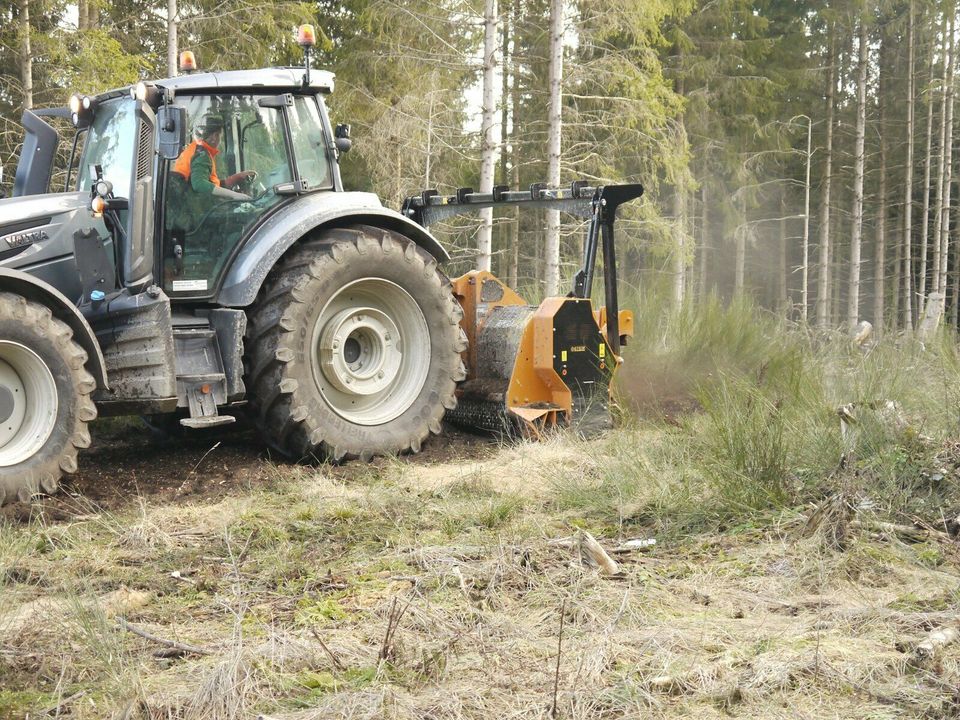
[[335, 123, 352, 154], [157, 105, 186, 160]]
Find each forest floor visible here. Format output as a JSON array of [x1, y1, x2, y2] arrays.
[[3, 412, 960, 719]]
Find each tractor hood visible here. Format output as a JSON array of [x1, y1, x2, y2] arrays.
[[0, 191, 90, 235], [0, 192, 109, 302]]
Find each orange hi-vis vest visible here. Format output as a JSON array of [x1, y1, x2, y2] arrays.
[[172, 139, 221, 186]]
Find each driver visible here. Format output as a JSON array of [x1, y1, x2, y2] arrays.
[[170, 115, 255, 218]]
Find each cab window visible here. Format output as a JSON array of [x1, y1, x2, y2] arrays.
[[289, 96, 333, 190]]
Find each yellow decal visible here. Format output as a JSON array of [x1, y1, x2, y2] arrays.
[[561, 350, 567, 362], [598, 343, 606, 358]]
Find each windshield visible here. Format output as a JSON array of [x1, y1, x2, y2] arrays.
[[77, 98, 136, 193]]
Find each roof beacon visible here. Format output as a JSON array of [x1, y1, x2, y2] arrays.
[[297, 24, 316, 87], [179, 50, 197, 74]]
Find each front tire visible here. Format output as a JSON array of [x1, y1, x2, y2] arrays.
[[245, 226, 466, 461], [0, 293, 97, 505]]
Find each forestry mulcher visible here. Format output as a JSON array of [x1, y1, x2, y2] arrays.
[[0, 27, 639, 504]]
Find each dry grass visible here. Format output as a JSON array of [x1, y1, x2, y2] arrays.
[[3, 424, 960, 719]]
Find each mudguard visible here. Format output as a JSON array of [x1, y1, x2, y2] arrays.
[[217, 191, 449, 308], [0, 267, 109, 390]]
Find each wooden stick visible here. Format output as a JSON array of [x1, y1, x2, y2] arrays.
[[575, 530, 622, 575], [310, 627, 344, 671], [40, 690, 85, 716], [117, 618, 213, 656], [378, 598, 410, 662], [551, 598, 565, 719], [851, 519, 949, 543]]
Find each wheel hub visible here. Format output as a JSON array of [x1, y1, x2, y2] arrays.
[[318, 307, 403, 396], [0, 385, 15, 425], [310, 278, 431, 426], [0, 342, 58, 467]]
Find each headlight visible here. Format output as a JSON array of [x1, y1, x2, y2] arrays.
[[68, 94, 82, 114]]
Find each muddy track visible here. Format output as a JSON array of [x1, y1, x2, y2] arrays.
[[1, 420, 497, 522]]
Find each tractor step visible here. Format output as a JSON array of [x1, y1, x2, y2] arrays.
[[173, 324, 231, 424], [180, 415, 237, 429]]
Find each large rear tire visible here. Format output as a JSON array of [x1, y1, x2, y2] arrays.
[[0, 293, 97, 505], [245, 226, 466, 461]]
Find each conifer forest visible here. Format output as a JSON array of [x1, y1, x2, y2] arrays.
[[0, 0, 954, 328]]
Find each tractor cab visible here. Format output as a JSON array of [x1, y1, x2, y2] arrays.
[[69, 62, 347, 301]]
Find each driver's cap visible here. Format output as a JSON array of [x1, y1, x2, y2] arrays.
[[198, 114, 225, 139]]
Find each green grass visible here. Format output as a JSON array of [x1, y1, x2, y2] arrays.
[[592, 290, 960, 533]]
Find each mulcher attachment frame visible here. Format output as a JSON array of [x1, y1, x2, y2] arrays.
[[402, 180, 643, 437]]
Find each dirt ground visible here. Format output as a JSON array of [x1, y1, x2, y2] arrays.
[[3, 421, 960, 719], [1, 420, 498, 522]]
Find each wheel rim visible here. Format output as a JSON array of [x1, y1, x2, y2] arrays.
[[0, 341, 58, 468], [311, 278, 431, 426]]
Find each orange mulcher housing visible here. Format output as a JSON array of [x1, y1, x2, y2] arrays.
[[450, 271, 633, 436], [402, 181, 643, 436]]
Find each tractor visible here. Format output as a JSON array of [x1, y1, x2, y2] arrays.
[[0, 26, 639, 505]]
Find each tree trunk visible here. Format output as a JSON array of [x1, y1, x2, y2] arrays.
[[507, 0, 521, 289], [167, 0, 179, 78], [84, 0, 98, 30], [919, 41, 936, 319], [780, 193, 788, 310], [672, 183, 685, 307], [499, 7, 510, 278], [735, 196, 746, 295], [953, 222, 960, 325], [817, 25, 836, 328], [544, 0, 564, 295], [699, 184, 709, 298], [477, 0, 498, 272], [801, 116, 812, 322], [897, 4, 913, 333], [938, 9, 956, 302], [79, 0, 98, 30], [893, 208, 903, 324], [19, 0, 32, 112], [931, 7, 951, 326], [848, 15, 868, 334]]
